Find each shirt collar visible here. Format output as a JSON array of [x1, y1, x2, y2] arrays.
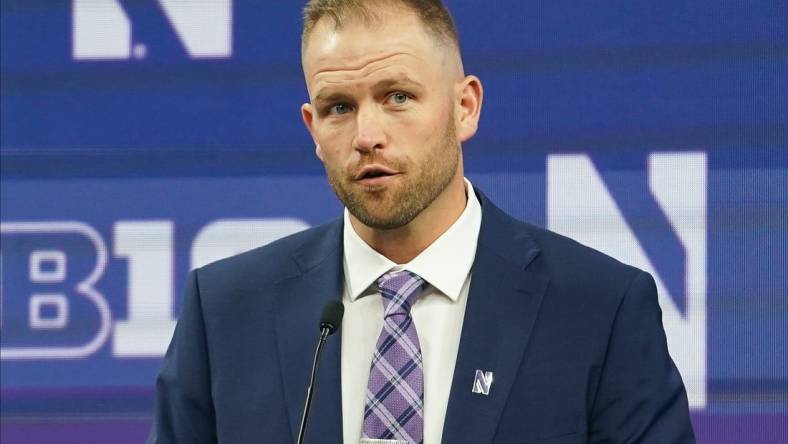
[[343, 178, 482, 302]]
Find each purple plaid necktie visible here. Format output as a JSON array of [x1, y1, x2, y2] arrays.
[[363, 270, 426, 444]]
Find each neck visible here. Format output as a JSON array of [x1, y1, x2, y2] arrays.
[[350, 172, 468, 264]]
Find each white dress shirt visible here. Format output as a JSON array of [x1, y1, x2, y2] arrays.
[[341, 178, 482, 444]]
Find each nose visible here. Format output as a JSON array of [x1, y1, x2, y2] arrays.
[[353, 106, 386, 153]]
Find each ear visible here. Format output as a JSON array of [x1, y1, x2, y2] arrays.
[[301, 103, 324, 161], [455, 75, 483, 143]]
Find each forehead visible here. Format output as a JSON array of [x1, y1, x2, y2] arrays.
[[302, 8, 444, 89]]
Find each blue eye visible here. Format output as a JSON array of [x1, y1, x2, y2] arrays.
[[390, 92, 409, 105], [329, 103, 351, 115]]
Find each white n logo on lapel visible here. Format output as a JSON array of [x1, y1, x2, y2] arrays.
[[472, 370, 494, 395]]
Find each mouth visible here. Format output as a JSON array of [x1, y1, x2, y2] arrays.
[[354, 164, 401, 186]]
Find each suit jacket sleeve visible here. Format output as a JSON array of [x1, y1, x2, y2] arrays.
[[147, 269, 218, 444], [590, 270, 696, 443]]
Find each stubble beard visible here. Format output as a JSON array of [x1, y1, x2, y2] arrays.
[[326, 116, 460, 230]]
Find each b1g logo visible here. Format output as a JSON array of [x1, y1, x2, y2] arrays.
[[72, 0, 232, 60], [0, 219, 307, 360], [0, 223, 111, 360]]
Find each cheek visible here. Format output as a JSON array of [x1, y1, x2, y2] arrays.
[[314, 126, 348, 155], [408, 113, 449, 146], [394, 110, 442, 141], [314, 126, 356, 167]]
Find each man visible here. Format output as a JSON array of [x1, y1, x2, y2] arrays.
[[148, 1, 695, 443]]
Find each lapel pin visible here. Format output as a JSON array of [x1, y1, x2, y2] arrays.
[[472, 369, 494, 395]]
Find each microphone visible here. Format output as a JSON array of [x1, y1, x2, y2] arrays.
[[297, 300, 344, 444]]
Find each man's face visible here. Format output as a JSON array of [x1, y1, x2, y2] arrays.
[[301, 8, 466, 230]]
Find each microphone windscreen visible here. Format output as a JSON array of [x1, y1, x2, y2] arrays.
[[319, 300, 345, 335]]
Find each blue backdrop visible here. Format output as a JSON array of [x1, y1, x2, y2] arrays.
[[1, 1, 786, 442]]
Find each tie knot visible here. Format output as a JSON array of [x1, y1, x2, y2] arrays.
[[376, 270, 425, 317]]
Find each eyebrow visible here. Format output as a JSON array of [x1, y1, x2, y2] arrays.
[[313, 91, 352, 107], [373, 77, 424, 93], [312, 77, 425, 105]]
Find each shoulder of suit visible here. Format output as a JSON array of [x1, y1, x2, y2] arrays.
[[191, 217, 341, 294], [509, 217, 645, 301]]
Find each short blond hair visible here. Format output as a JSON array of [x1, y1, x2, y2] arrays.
[[301, 0, 460, 51]]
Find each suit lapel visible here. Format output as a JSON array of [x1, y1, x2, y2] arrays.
[[274, 220, 344, 444], [272, 192, 548, 443], [441, 191, 549, 443]]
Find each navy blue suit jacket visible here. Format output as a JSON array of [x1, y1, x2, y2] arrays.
[[148, 189, 695, 443]]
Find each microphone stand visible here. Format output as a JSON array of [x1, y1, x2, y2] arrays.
[[296, 326, 331, 444]]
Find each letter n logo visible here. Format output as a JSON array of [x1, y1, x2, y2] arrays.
[[472, 370, 494, 396], [547, 152, 707, 409], [72, 0, 232, 60]]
